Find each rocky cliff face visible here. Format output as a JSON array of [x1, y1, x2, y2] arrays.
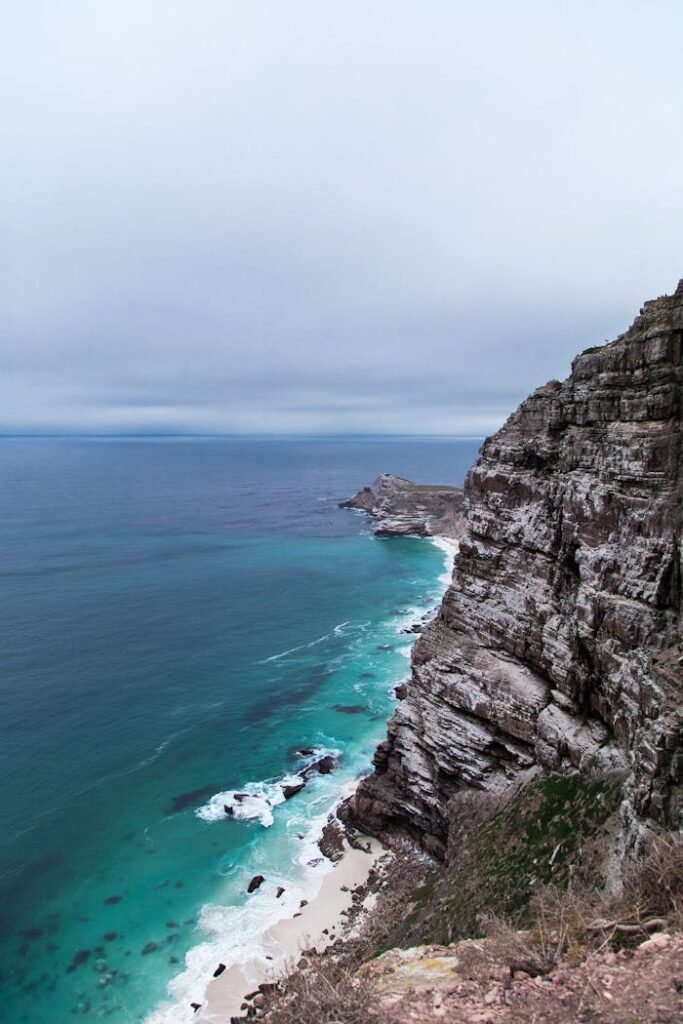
[[347, 282, 682, 856], [340, 473, 465, 539]]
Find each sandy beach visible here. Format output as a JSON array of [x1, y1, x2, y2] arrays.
[[195, 836, 386, 1022]]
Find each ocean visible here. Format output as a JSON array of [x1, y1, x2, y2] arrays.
[[0, 436, 480, 1023]]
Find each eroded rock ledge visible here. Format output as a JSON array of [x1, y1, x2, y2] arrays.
[[340, 473, 465, 539], [344, 281, 683, 857]]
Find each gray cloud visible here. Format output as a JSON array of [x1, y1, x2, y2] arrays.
[[1, 1, 682, 434]]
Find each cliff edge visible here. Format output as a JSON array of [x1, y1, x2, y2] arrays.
[[346, 281, 682, 857]]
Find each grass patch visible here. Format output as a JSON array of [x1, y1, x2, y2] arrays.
[[384, 772, 623, 948]]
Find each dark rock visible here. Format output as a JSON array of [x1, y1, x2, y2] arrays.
[[141, 942, 159, 955], [103, 932, 118, 942], [191, 1004, 201, 1013], [318, 820, 345, 862], [66, 950, 90, 972], [247, 875, 265, 894], [276, 886, 285, 898], [394, 683, 408, 699], [224, 804, 235, 816], [302, 755, 337, 779], [281, 781, 305, 800], [233, 793, 247, 803], [213, 963, 226, 977]]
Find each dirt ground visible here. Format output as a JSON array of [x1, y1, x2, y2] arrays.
[[362, 931, 683, 1024]]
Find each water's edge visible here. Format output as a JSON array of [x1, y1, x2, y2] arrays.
[[145, 535, 458, 1023]]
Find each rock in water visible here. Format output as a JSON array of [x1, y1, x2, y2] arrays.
[[247, 875, 265, 894], [302, 754, 337, 777], [281, 781, 305, 799], [345, 280, 683, 853]]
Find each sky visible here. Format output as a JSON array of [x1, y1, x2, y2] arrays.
[[1, 1, 682, 436]]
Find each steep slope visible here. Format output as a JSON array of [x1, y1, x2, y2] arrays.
[[346, 281, 682, 856]]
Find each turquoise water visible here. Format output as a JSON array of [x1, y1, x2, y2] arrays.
[[0, 437, 479, 1023]]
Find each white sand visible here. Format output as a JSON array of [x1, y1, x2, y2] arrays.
[[195, 837, 385, 1022]]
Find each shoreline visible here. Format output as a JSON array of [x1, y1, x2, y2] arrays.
[[199, 836, 387, 1022], [148, 532, 457, 1023]]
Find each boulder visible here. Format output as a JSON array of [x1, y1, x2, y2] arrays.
[[281, 781, 305, 800]]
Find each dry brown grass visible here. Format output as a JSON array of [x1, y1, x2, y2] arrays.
[[260, 956, 394, 1024], [484, 832, 683, 974], [620, 832, 683, 929]]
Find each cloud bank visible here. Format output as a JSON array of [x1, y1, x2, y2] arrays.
[[2, 1, 682, 434]]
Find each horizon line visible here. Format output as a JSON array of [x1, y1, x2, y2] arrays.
[[0, 431, 488, 440]]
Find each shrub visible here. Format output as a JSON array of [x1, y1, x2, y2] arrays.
[[261, 956, 395, 1024]]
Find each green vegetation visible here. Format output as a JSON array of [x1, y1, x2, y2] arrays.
[[385, 772, 623, 949]]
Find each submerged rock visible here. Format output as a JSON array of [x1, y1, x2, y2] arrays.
[[165, 784, 220, 815]]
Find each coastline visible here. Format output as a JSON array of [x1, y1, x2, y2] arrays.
[[199, 836, 387, 1022], [147, 532, 458, 1024]]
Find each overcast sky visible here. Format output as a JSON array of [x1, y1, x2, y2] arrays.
[[1, 2, 682, 435]]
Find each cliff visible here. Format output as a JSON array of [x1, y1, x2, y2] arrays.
[[340, 473, 465, 539], [346, 281, 683, 858]]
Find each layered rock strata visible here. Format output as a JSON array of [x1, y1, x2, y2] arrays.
[[340, 473, 465, 539], [347, 282, 683, 856]]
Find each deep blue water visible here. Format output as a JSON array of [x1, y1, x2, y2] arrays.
[[0, 436, 480, 1023]]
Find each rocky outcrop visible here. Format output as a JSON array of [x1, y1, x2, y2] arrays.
[[358, 933, 683, 1024], [346, 281, 682, 856], [340, 473, 465, 539]]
